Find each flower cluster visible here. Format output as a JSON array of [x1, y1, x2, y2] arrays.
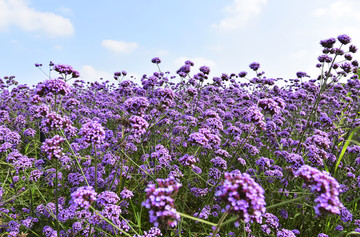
[[41, 135, 65, 160], [36, 79, 70, 97], [142, 176, 182, 227], [79, 121, 106, 144], [70, 186, 97, 209], [216, 170, 266, 224], [54, 64, 80, 79], [129, 115, 149, 139], [295, 165, 343, 215], [124, 97, 149, 116], [40, 112, 72, 133]]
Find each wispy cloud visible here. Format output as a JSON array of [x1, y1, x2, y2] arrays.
[[213, 0, 267, 30], [80, 65, 113, 82], [0, 0, 74, 38], [312, 0, 360, 43], [312, 0, 359, 19], [102, 40, 138, 54]]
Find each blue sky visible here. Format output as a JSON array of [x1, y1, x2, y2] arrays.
[[1, 0, 359, 86]]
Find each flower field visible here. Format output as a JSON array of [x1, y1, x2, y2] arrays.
[[1, 34, 360, 236]]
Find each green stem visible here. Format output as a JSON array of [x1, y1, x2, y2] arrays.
[[27, 179, 34, 216], [211, 212, 229, 237], [55, 159, 60, 236], [177, 211, 218, 226], [94, 144, 98, 192]]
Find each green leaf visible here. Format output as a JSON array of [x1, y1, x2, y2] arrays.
[[267, 194, 311, 210], [334, 126, 360, 173], [346, 231, 360, 237]]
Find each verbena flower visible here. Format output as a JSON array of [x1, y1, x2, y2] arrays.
[[41, 135, 65, 160], [277, 229, 296, 237], [216, 170, 266, 224], [36, 78, 70, 97], [129, 115, 149, 139], [295, 165, 343, 215], [97, 191, 120, 207], [249, 62, 260, 71], [124, 96, 149, 116], [79, 121, 105, 144], [70, 186, 97, 209], [142, 176, 182, 228], [151, 57, 161, 64], [337, 34, 351, 45]]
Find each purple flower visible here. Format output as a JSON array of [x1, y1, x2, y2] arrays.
[[238, 71, 247, 77], [177, 64, 191, 77], [199, 66, 210, 75], [349, 44, 358, 53], [41, 135, 65, 160], [295, 165, 343, 215], [258, 98, 283, 116], [249, 62, 260, 71], [36, 79, 70, 97], [296, 71, 309, 78], [242, 105, 266, 129], [101, 204, 122, 221], [320, 38, 336, 48], [151, 144, 172, 167], [335, 225, 343, 231], [305, 131, 331, 150], [129, 115, 149, 138], [124, 97, 149, 116], [71, 186, 97, 209], [178, 154, 199, 167], [318, 234, 328, 237], [277, 229, 296, 237], [14, 156, 33, 171], [40, 112, 72, 133], [340, 207, 353, 223], [318, 55, 332, 63], [151, 57, 161, 64], [340, 62, 353, 73], [97, 191, 120, 207], [211, 156, 227, 170], [134, 227, 162, 237], [188, 131, 208, 147], [29, 170, 43, 182], [43, 226, 57, 237], [338, 34, 351, 45], [79, 121, 105, 145], [120, 187, 134, 199], [23, 128, 36, 137], [142, 176, 182, 227], [215, 171, 266, 223], [194, 205, 211, 219]]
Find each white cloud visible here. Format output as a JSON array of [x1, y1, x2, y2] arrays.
[[312, 0, 360, 48], [213, 0, 267, 30], [312, 1, 358, 19], [102, 40, 138, 53], [0, 0, 74, 37], [80, 65, 113, 83], [57, 6, 73, 16], [174, 57, 216, 69]]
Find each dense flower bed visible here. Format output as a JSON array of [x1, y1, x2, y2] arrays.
[[0, 35, 360, 236]]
